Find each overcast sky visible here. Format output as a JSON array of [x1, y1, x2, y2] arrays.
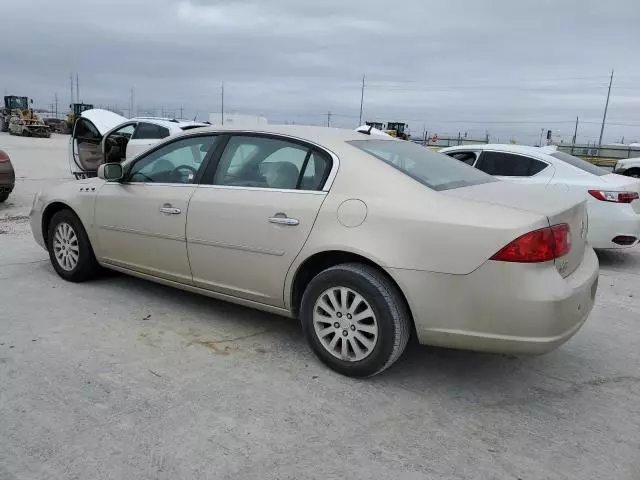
[[3, 0, 639, 143]]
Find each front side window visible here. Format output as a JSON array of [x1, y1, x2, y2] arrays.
[[476, 152, 548, 176], [348, 139, 494, 191], [127, 135, 218, 184], [74, 118, 100, 140], [213, 136, 331, 190], [132, 122, 171, 140]]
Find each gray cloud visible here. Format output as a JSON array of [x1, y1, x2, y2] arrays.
[[2, 0, 639, 143]]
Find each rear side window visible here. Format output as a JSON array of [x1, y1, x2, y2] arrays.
[[348, 139, 495, 191], [476, 152, 548, 176], [213, 135, 332, 190], [132, 122, 171, 140], [549, 151, 607, 176]]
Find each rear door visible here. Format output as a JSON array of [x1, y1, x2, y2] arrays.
[[475, 151, 555, 185], [126, 122, 172, 160], [186, 134, 333, 307]]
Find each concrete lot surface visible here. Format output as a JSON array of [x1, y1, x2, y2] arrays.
[[1, 133, 639, 479]]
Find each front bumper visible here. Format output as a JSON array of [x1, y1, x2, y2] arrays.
[[388, 247, 599, 354], [30, 203, 47, 251]]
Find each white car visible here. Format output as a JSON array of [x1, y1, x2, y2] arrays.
[[69, 109, 207, 179], [31, 125, 598, 377], [441, 144, 640, 249], [613, 157, 640, 178]]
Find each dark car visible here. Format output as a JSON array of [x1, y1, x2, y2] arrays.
[[0, 149, 15, 202]]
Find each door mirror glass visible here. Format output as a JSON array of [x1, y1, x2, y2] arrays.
[[98, 163, 124, 181]]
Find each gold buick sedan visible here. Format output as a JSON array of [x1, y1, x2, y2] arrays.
[[30, 125, 599, 377]]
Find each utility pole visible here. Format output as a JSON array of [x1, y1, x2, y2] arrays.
[[54, 92, 58, 118], [327, 111, 332, 127], [70, 73, 74, 107], [76, 74, 80, 103], [179, 105, 183, 119], [571, 116, 579, 153], [358, 74, 365, 125], [130, 87, 134, 118], [598, 69, 613, 149], [221, 83, 224, 125]]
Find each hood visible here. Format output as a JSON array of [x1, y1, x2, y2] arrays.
[[80, 109, 128, 135]]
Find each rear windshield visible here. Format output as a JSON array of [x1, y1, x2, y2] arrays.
[[348, 139, 496, 191], [549, 151, 607, 176]]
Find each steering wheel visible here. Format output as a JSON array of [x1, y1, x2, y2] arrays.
[[171, 165, 198, 183]]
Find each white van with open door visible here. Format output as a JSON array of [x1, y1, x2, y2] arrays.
[[69, 109, 208, 179]]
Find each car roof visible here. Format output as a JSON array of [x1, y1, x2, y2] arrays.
[[174, 124, 382, 150], [132, 117, 208, 130], [440, 144, 545, 155]]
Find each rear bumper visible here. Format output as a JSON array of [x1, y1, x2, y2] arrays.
[[388, 247, 599, 354], [588, 202, 640, 249]]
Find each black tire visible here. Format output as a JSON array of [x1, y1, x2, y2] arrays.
[[47, 209, 101, 282], [300, 263, 411, 378], [624, 168, 640, 178], [0, 190, 9, 203]]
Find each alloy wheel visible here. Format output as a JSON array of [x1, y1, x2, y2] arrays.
[[313, 286, 379, 362], [52, 222, 80, 271]]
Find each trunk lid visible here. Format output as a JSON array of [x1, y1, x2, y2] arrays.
[[444, 181, 587, 277]]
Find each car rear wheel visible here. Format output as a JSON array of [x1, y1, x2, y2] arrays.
[[300, 263, 411, 377], [47, 209, 101, 282], [0, 191, 9, 203]]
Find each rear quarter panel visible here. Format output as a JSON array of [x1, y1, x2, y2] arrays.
[[287, 147, 549, 297]]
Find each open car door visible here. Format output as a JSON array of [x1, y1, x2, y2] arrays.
[[69, 109, 127, 179]]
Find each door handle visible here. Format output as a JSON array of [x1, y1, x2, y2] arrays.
[[268, 213, 299, 226], [159, 204, 181, 215]]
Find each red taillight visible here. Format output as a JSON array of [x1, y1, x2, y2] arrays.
[[588, 190, 639, 203], [491, 224, 571, 263], [0, 150, 9, 163]]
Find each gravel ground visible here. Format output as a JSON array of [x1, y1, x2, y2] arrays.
[[1, 132, 639, 480]]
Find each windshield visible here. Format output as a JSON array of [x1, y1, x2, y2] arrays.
[[348, 139, 496, 191], [8, 97, 28, 109], [549, 151, 607, 176]]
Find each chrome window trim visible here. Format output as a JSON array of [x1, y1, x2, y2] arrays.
[[194, 184, 327, 195]]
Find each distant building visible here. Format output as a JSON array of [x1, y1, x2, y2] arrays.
[[208, 113, 268, 127]]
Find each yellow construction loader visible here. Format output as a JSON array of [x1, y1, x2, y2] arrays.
[[0, 96, 51, 138]]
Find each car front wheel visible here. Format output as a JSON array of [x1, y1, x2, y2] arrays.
[[47, 209, 101, 282], [300, 263, 411, 377]]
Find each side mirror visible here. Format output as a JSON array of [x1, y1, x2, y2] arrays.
[[30, 99, 34, 104], [97, 163, 124, 181]]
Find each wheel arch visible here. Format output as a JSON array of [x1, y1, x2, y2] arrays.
[[289, 250, 415, 328], [41, 201, 78, 246]]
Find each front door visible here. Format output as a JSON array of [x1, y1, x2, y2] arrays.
[[94, 134, 220, 283], [72, 117, 103, 173], [187, 134, 333, 307]]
